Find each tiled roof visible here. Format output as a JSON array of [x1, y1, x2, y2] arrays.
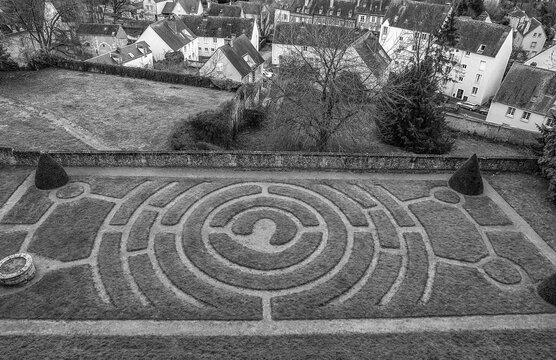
[[274, 22, 365, 46], [384, 0, 450, 34], [452, 18, 511, 58], [180, 15, 254, 38], [217, 35, 263, 77], [177, 0, 200, 14], [516, 17, 543, 37], [355, 0, 391, 15], [288, 0, 357, 20], [494, 63, 556, 115], [161, 2, 174, 14], [149, 18, 194, 51], [353, 33, 390, 78], [508, 7, 527, 18], [207, 4, 242, 17], [77, 23, 125, 37], [85, 41, 152, 65]]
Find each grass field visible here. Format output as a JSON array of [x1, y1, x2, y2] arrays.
[[0, 69, 235, 151]]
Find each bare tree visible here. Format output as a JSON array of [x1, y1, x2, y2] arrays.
[[267, 23, 392, 152], [109, 0, 130, 21], [0, 0, 79, 53]]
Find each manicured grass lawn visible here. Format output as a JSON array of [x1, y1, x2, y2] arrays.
[[1, 330, 554, 359], [486, 172, 556, 251], [0, 69, 235, 151], [0, 169, 30, 207]]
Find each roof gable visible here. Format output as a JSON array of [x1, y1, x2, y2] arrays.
[[149, 18, 193, 51], [231, 34, 264, 66], [353, 33, 391, 78], [355, 0, 391, 15], [216, 34, 263, 77], [180, 15, 254, 39], [207, 4, 243, 17], [494, 63, 556, 115], [384, 0, 450, 34], [516, 17, 543, 37], [452, 18, 511, 58], [85, 41, 152, 65]]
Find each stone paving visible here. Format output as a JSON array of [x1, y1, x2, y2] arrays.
[[0, 168, 555, 335]]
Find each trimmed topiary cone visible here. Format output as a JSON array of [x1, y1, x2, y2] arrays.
[[538, 273, 556, 306], [34, 153, 69, 190], [448, 154, 483, 195]]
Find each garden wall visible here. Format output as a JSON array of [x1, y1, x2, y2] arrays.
[[446, 114, 539, 146], [0, 147, 538, 172]]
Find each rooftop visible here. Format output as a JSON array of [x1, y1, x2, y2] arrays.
[[452, 18, 511, 58], [494, 63, 556, 115], [85, 41, 152, 65], [384, 0, 450, 34], [76, 23, 125, 37], [180, 15, 255, 39], [148, 18, 195, 51]]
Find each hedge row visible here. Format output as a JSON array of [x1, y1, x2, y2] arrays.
[[47, 56, 241, 92]]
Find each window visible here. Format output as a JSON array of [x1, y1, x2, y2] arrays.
[[282, 13, 288, 20], [411, 44, 417, 51], [506, 107, 515, 117], [204, 47, 208, 51], [302, 46, 308, 51], [532, 51, 538, 56], [521, 111, 531, 122], [531, 42, 537, 48], [210, 48, 214, 52], [382, 26, 388, 36], [547, 117, 556, 127], [471, 87, 478, 95], [198, 47, 202, 51], [421, 33, 427, 40], [371, 16, 376, 22], [399, 36, 403, 41], [533, 32, 537, 37], [477, 44, 486, 54], [462, 64, 467, 69], [465, 51, 470, 56], [475, 74, 482, 83], [458, 76, 464, 82], [213, 37, 217, 43], [359, 15, 366, 22], [479, 60, 486, 71]]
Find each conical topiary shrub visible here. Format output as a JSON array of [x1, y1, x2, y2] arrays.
[[538, 273, 556, 306], [34, 153, 69, 190], [448, 154, 483, 195]]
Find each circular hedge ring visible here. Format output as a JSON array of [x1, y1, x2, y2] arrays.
[[0, 253, 36, 286]]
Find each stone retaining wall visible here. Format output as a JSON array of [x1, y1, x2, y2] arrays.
[[446, 114, 539, 146], [0, 147, 538, 172]]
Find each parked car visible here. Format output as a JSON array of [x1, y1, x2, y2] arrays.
[[456, 101, 480, 111], [478, 106, 489, 115], [440, 102, 459, 113]]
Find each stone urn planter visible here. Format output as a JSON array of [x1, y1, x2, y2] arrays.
[[0, 253, 36, 286]]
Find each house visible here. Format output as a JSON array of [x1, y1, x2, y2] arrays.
[[180, 15, 259, 58], [475, 11, 491, 23], [379, 0, 450, 61], [355, 0, 390, 33], [199, 34, 264, 82], [486, 63, 556, 131], [207, 3, 243, 18], [274, 0, 358, 28], [525, 44, 556, 70], [507, 7, 528, 29], [441, 18, 513, 105], [272, 23, 390, 86], [143, 0, 171, 20], [85, 41, 153, 68], [76, 23, 129, 56], [137, 18, 198, 61], [511, 17, 546, 58], [161, 0, 203, 17]]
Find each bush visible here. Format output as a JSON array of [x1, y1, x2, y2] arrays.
[[537, 124, 556, 204], [164, 51, 184, 63], [171, 100, 235, 150], [0, 44, 19, 71], [239, 107, 266, 131], [27, 51, 53, 71]]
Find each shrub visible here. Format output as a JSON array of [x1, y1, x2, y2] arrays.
[[0, 44, 18, 71], [27, 51, 53, 70], [164, 51, 184, 63], [537, 124, 556, 204], [35, 153, 69, 190], [239, 107, 266, 131]]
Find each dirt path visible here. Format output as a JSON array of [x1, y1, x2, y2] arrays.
[[0, 96, 118, 151]]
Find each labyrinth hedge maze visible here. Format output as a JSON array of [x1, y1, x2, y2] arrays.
[[0, 175, 555, 320]]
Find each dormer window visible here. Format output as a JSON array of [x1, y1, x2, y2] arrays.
[[329, 9, 333, 15], [477, 44, 486, 54], [337, 10, 341, 16]]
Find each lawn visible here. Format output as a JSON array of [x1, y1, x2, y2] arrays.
[[0, 173, 554, 321], [0, 69, 235, 151]]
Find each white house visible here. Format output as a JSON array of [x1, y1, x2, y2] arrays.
[[272, 23, 390, 86], [486, 63, 556, 132], [199, 34, 265, 82], [512, 17, 546, 58], [143, 0, 171, 20], [137, 18, 198, 61], [525, 44, 556, 70], [441, 18, 513, 105], [161, 0, 203, 17], [85, 41, 153, 68], [181, 15, 259, 59], [379, 0, 450, 65]]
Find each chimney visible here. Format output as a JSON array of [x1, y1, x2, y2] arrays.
[[356, 0, 361, 7], [329, 0, 334, 9]]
